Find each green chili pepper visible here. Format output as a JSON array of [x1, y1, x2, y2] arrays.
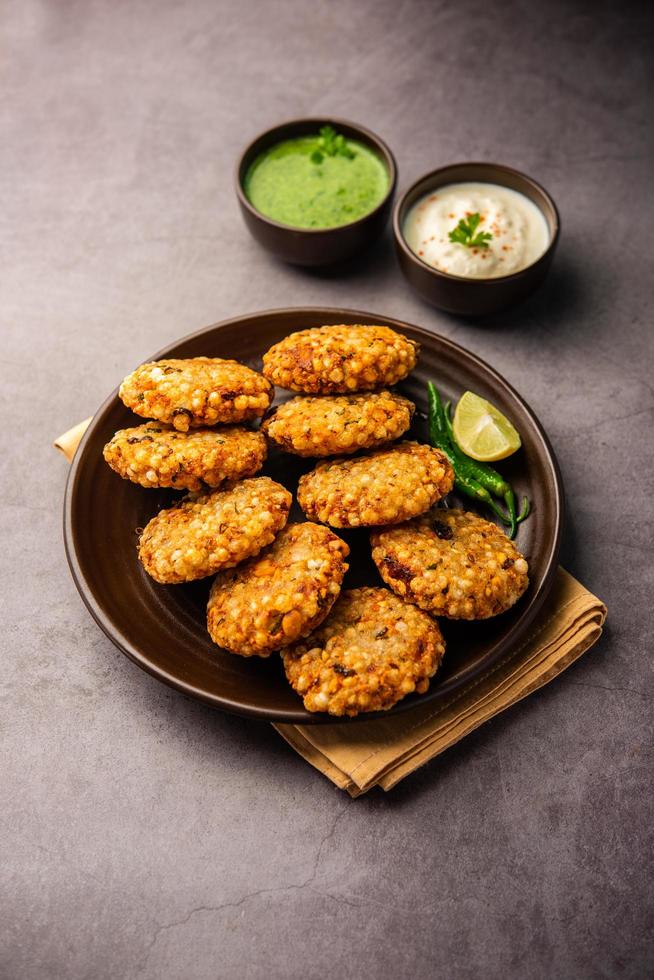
[[427, 383, 514, 529], [442, 402, 515, 538], [443, 401, 530, 537]]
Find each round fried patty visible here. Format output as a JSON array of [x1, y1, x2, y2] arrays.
[[261, 391, 414, 457], [119, 357, 273, 430], [103, 423, 267, 490], [138, 477, 291, 584], [282, 587, 445, 716], [371, 508, 529, 619], [297, 441, 454, 527], [262, 324, 419, 394], [207, 523, 349, 657]]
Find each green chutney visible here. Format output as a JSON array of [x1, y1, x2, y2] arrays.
[[244, 135, 389, 229]]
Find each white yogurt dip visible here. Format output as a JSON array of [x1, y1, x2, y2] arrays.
[[403, 182, 550, 279]]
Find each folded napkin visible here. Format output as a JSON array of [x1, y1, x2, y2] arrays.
[[55, 421, 607, 797]]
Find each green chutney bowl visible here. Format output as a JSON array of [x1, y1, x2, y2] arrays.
[[235, 117, 397, 267]]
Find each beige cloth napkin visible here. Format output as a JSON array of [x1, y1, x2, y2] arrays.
[[55, 421, 607, 797]]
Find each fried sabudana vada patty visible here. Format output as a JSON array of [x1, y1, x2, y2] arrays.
[[371, 508, 529, 620], [207, 523, 349, 657], [282, 587, 445, 716], [103, 422, 266, 490], [119, 357, 273, 431], [262, 324, 418, 394], [261, 391, 414, 457], [138, 477, 291, 584], [297, 442, 454, 528]]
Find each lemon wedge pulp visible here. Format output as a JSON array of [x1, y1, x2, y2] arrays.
[[452, 391, 521, 462]]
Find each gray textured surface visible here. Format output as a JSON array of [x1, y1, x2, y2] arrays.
[[2, 1, 653, 977]]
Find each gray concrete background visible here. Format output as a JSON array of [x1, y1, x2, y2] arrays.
[[2, 1, 653, 977]]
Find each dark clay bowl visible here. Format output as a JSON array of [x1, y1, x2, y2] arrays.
[[235, 117, 397, 267], [393, 162, 560, 316]]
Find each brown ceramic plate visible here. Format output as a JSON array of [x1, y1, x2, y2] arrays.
[[64, 308, 564, 723]]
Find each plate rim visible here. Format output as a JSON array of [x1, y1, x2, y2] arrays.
[[63, 307, 565, 723]]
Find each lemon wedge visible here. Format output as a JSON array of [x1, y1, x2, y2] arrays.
[[452, 391, 521, 461]]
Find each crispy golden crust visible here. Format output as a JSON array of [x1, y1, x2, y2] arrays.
[[282, 587, 445, 716], [103, 422, 267, 490], [207, 523, 349, 657], [138, 478, 291, 584], [371, 508, 529, 620], [119, 357, 273, 430], [261, 391, 414, 457], [262, 324, 419, 394], [297, 441, 454, 528]]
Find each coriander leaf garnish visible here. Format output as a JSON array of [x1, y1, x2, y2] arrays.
[[310, 149, 324, 165], [448, 212, 493, 249], [317, 124, 356, 159]]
